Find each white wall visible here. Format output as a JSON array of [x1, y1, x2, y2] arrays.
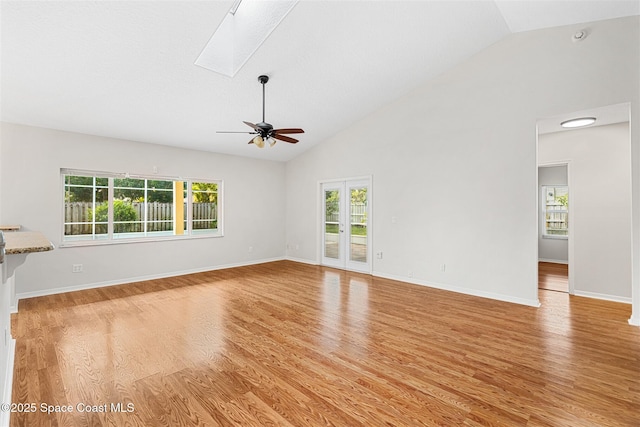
[[539, 123, 632, 300], [285, 16, 640, 309], [0, 266, 11, 427], [0, 123, 286, 299], [0, 122, 13, 427], [538, 165, 568, 263], [0, 123, 3, 226]]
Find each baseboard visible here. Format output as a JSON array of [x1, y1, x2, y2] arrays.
[[372, 271, 541, 307], [15, 257, 285, 306], [629, 315, 640, 326], [573, 290, 632, 304], [538, 258, 568, 265], [284, 256, 318, 266], [0, 338, 15, 427]]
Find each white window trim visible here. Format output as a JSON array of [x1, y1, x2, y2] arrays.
[[542, 234, 568, 240], [60, 169, 223, 247]]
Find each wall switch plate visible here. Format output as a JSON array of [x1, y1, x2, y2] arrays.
[[72, 264, 83, 273]]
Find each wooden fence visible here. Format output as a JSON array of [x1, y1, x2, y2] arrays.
[[326, 203, 367, 224], [64, 202, 216, 235]]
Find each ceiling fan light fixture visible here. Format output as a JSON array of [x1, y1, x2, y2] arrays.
[[253, 135, 265, 148], [560, 117, 596, 128], [268, 137, 276, 147]]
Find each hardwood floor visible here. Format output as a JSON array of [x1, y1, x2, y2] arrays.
[[538, 262, 568, 292], [11, 261, 640, 426]]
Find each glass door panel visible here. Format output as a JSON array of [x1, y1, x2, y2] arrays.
[[324, 189, 341, 260], [349, 186, 367, 263]]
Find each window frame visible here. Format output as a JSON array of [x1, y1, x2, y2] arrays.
[[60, 169, 223, 247], [541, 184, 568, 240]]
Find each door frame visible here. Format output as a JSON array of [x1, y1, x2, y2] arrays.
[[318, 176, 372, 274]]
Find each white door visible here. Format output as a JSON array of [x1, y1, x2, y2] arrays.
[[321, 179, 370, 273]]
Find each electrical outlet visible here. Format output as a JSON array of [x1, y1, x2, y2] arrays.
[[376, 252, 383, 259], [248, 246, 253, 253], [72, 264, 83, 273], [440, 264, 446, 272]]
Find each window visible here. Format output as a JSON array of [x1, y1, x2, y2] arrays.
[[542, 185, 568, 238], [62, 169, 222, 245], [191, 182, 219, 234], [63, 175, 109, 240]]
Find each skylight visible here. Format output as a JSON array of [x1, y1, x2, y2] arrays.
[[195, 0, 299, 77]]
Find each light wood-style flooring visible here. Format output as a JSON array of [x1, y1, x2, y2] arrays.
[[11, 261, 640, 426], [538, 262, 568, 293]]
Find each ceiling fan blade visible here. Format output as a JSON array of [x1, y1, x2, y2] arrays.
[[247, 138, 255, 144], [243, 121, 260, 131], [216, 131, 257, 134], [273, 134, 298, 144], [273, 128, 304, 134]]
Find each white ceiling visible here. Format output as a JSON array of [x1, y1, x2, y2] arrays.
[[1, 1, 638, 162]]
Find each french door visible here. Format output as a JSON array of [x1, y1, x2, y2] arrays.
[[321, 179, 371, 273]]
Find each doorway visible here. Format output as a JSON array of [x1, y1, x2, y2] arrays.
[[321, 178, 371, 273], [538, 164, 570, 293], [536, 103, 633, 317], [538, 262, 569, 293]]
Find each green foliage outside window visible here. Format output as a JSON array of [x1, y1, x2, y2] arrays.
[[90, 200, 138, 223], [192, 182, 218, 203], [556, 194, 568, 207]]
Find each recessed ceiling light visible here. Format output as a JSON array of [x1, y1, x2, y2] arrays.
[[560, 117, 596, 128]]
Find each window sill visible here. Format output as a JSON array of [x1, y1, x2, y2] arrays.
[[542, 234, 568, 240], [59, 232, 223, 248]]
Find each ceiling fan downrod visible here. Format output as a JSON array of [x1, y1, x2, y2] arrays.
[[258, 75, 269, 124]]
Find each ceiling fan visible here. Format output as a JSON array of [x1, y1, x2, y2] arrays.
[[217, 75, 304, 148]]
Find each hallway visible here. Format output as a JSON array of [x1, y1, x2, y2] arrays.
[[538, 261, 568, 293]]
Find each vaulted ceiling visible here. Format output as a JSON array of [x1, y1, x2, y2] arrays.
[[1, 1, 638, 161]]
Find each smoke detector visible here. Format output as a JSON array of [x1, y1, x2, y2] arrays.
[[572, 29, 588, 42]]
